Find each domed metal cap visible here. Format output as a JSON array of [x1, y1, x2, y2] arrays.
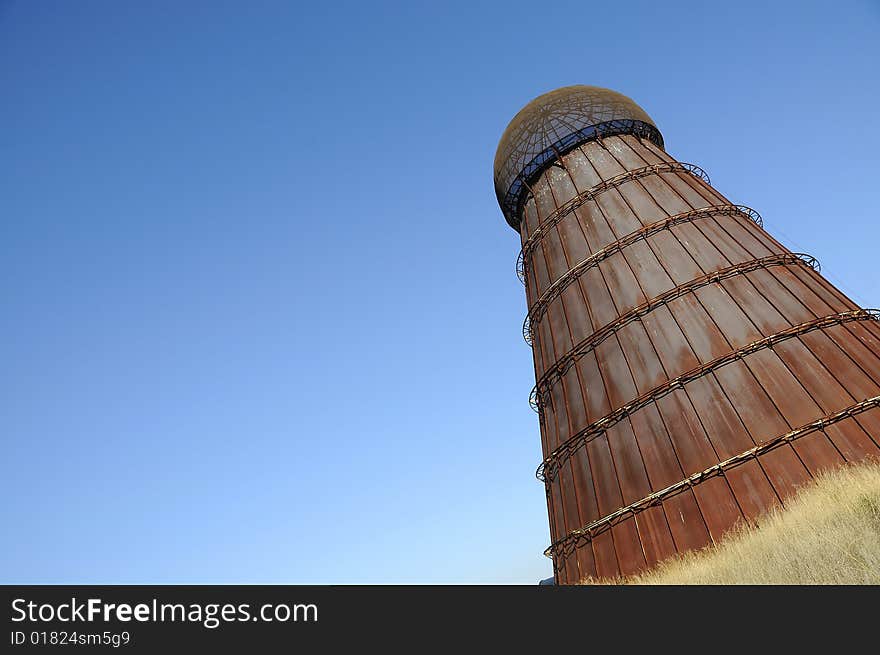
[[494, 85, 662, 230]]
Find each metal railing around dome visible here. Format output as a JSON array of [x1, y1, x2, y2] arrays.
[[497, 120, 663, 228]]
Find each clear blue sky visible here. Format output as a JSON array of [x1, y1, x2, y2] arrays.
[[2, 0, 879, 584]]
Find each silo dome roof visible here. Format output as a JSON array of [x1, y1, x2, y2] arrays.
[[494, 85, 661, 230]]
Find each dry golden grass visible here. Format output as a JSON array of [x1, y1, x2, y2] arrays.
[[580, 459, 880, 585]]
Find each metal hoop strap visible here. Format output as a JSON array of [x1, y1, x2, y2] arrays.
[[522, 205, 763, 343], [535, 308, 878, 484], [529, 253, 820, 414], [544, 393, 880, 560], [516, 162, 711, 283]]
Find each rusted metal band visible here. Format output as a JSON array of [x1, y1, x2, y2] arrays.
[[529, 253, 820, 412], [535, 309, 879, 483], [543, 393, 880, 561], [522, 205, 763, 343], [517, 162, 711, 283]]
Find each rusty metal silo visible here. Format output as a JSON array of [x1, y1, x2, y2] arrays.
[[494, 85, 880, 584]]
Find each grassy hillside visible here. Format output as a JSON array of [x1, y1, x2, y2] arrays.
[[581, 459, 880, 585]]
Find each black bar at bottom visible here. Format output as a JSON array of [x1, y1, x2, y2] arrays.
[[1, 585, 872, 651]]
